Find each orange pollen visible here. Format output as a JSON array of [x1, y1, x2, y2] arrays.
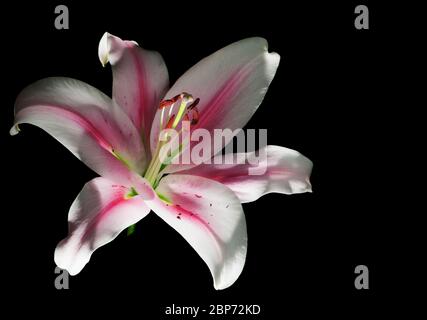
[[189, 107, 199, 125], [158, 93, 184, 109], [188, 98, 200, 110], [165, 114, 176, 129]]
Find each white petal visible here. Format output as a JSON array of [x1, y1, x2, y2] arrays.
[[55, 177, 151, 275], [11, 77, 147, 182], [99, 32, 169, 147], [181, 145, 313, 202], [150, 37, 280, 172], [146, 174, 247, 290]]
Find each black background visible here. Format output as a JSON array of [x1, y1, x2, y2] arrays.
[[1, 0, 421, 317]]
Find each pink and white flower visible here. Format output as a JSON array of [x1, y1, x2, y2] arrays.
[[10, 32, 312, 289]]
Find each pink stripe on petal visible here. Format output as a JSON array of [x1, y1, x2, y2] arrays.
[[181, 145, 313, 203], [151, 37, 280, 172], [80, 196, 125, 244], [128, 43, 147, 131], [195, 67, 248, 129], [23, 105, 113, 152], [55, 178, 151, 275], [99, 33, 169, 149], [12, 77, 147, 177]]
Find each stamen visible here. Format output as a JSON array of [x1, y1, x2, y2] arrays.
[[158, 93, 183, 109], [148, 91, 200, 187], [188, 98, 200, 110], [165, 114, 176, 129], [158, 93, 196, 132], [159, 99, 173, 109], [172, 93, 194, 128], [182, 107, 200, 126], [190, 107, 199, 125], [160, 106, 166, 129], [168, 101, 175, 118]]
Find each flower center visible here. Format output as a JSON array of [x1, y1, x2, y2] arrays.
[[144, 92, 200, 187]]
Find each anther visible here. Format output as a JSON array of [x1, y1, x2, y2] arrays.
[[172, 93, 194, 128], [158, 93, 184, 109], [165, 114, 176, 129], [187, 98, 200, 110], [159, 99, 174, 109], [190, 107, 199, 125]]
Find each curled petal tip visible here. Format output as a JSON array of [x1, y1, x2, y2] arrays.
[[270, 51, 281, 61], [9, 124, 20, 136], [266, 51, 281, 75], [98, 32, 111, 67]]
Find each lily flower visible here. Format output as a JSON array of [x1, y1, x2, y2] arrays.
[[10, 32, 312, 290]]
